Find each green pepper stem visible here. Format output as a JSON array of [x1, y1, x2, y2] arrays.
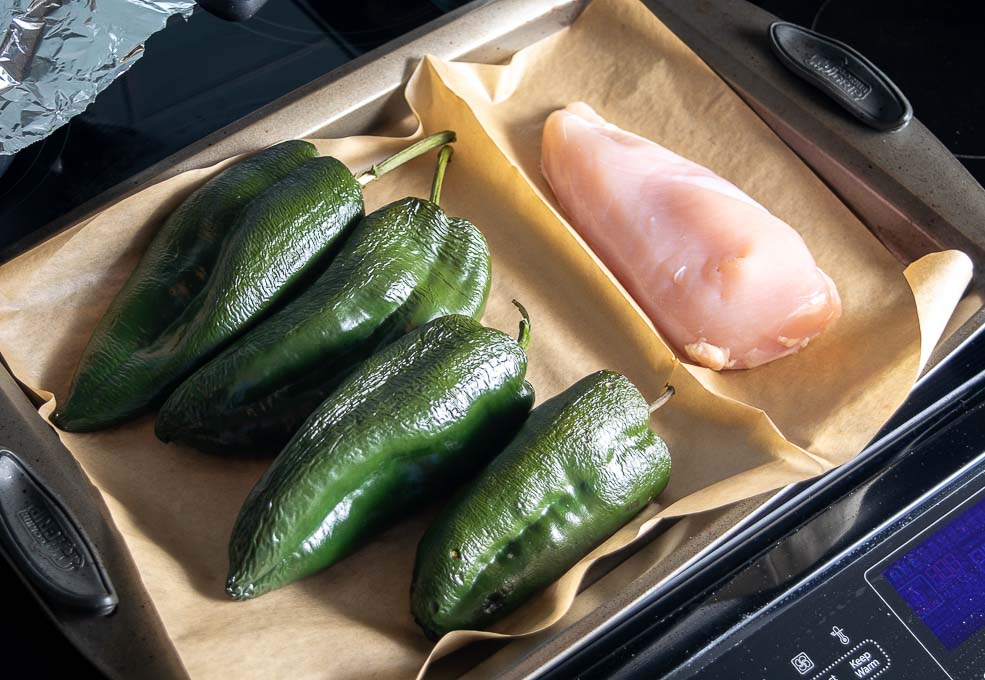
[[648, 385, 675, 413], [355, 130, 456, 187], [430, 145, 454, 205], [512, 299, 531, 351]]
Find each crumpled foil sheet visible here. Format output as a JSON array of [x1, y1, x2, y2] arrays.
[[0, 0, 195, 155]]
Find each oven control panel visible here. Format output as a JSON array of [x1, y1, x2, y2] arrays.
[[682, 472, 985, 680]]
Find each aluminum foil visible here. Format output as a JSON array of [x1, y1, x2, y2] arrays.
[[0, 0, 195, 155]]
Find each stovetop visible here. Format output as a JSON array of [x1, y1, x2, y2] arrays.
[[1, 1, 983, 678]]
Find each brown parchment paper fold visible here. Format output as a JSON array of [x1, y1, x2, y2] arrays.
[[0, 0, 971, 678]]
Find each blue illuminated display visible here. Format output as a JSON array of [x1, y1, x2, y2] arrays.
[[883, 495, 985, 650]]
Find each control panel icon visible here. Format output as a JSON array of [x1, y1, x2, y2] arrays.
[[790, 651, 815, 675], [830, 626, 850, 645]]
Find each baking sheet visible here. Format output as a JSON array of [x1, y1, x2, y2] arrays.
[[0, 0, 972, 677]]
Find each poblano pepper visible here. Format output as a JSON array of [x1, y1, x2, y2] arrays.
[[226, 307, 535, 600], [51, 132, 455, 432], [411, 370, 672, 640], [156, 146, 491, 451]]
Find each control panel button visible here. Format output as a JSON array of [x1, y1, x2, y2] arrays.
[[810, 640, 891, 680], [791, 651, 815, 675], [830, 626, 851, 645]]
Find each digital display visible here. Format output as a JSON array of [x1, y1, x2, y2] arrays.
[[882, 495, 985, 650]]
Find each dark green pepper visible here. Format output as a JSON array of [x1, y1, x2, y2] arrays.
[[51, 132, 455, 432], [156, 146, 491, 451], [50, 140, 316, 431], [411, 370, 671, 639], [226, 309, 535, 600]]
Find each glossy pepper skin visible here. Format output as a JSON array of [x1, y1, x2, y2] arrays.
[[52, 150, 363, 432], [226, 314, 534, 600], [411, 370, 671, 640], [155, 197, 491, 451]]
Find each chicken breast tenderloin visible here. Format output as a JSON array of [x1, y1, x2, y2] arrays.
[[541, 102, 841, 370]]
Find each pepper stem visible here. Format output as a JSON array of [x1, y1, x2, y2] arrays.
[[355, 130, 456, 187], [430, 145, 454, 205], [512, 299, 531, 351], [648, 385, 675, 413]]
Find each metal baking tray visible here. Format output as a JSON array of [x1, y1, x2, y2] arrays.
[[2, 0, 983, 677]]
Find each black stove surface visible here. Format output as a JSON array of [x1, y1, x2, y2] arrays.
[[0, 0, 470, 257]]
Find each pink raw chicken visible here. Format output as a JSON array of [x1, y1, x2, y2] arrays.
[[541, 102, 842, 370]]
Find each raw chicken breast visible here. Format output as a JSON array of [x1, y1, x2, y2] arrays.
[[541, 102, 841, 370]]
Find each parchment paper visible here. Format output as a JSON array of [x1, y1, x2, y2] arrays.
[[0, 0, 971, 678]]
